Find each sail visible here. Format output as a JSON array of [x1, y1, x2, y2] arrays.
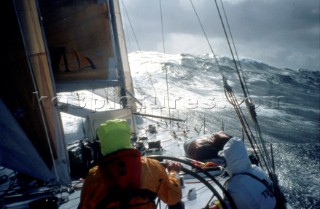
[[0, 99, 54, 182], [1, 0, 70, 185], [39, 0, 136, 109], [0, 0, 136, 186]]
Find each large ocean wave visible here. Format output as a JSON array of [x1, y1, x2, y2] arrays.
[[129, 51, 320, 209]]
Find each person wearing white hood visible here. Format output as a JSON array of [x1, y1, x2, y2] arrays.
[[208, 137, 277, 209]]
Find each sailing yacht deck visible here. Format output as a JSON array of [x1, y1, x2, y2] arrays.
[[0, 115, 228, 209], [56, 112, 228, 209]]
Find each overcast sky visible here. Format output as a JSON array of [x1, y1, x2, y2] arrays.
[[120, 0, 319, 71]]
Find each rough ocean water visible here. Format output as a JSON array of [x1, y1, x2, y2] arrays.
[[128, 51, 320, 209]]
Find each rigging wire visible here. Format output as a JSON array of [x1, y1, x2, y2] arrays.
[[188, 0, 230, 138], [213, 0, 262, 155], [213, 0, 247, 98], [214, 0, 274, 174], [120, 0, 142, 53], [189, 0, 254, 146], [223, 81, 270, 171], [189, 0, 274, 176], [159, 0, 172, 122], [213, 2, 288, 204], [189, 0, 221, 69], [218, 0, 250, 98], [121, 0, 163, 112]]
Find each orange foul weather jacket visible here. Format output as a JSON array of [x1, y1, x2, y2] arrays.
[[78, 149, 182, 209]]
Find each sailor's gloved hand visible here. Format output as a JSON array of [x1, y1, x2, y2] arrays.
[[201, 200, 221, 209], [166, 160, 182, 173]]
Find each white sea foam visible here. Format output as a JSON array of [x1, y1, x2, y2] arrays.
[[57, 51, 319, 209], [128, 51, 320, 209]]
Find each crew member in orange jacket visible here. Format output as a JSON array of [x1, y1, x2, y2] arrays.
[[78, 119, 183, 209]]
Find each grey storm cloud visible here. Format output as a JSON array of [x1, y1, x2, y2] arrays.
[[121, 0, 319, 71]]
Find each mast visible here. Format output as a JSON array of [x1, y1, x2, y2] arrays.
[[109, 0, 136, 111]]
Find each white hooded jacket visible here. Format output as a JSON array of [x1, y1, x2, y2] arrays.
[[218, 138, 276, 209]]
